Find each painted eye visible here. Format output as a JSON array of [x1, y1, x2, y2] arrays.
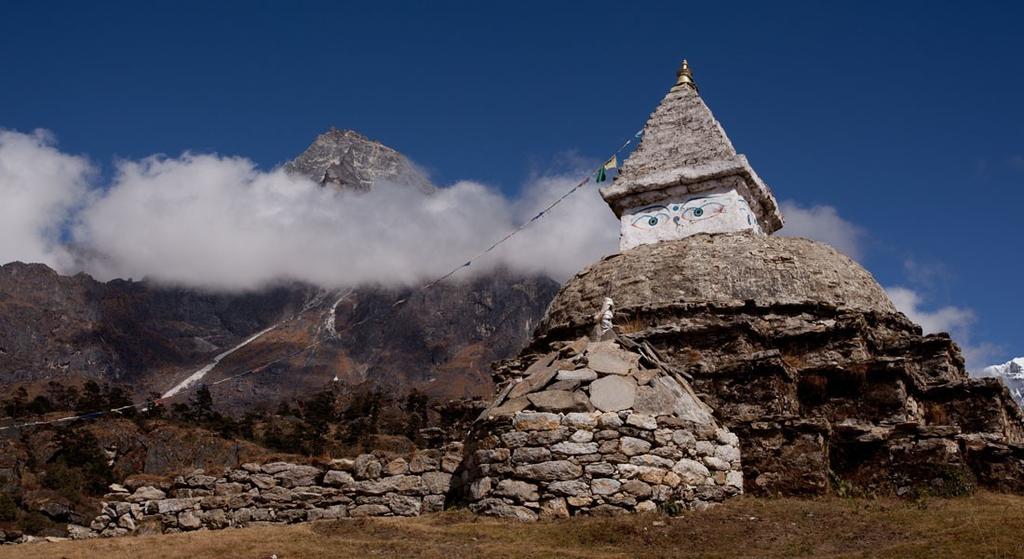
[[681, 202, 725, 221], [671, 205, 679, 211], [630, 211, 670, 229]]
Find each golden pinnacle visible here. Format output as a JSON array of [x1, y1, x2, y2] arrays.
[[675, 59, 698, 92]]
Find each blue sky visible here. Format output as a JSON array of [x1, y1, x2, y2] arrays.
[[1, 1, 1022, 365]]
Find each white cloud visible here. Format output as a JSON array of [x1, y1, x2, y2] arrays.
[[0, 136, 619, 291], [2, 129, 1012, 374], [885, 286, 1000, 373], [886, 286, 975, 336], [777, 200, 865, 260], [0, 129, 92, 271]]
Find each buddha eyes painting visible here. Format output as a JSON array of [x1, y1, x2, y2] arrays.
[[679, 199, 725, 222], [629, 195, 730, 230], [629, 205, 671, 229]]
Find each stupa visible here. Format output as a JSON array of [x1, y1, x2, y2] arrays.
[[454, 61, 1024, 517]]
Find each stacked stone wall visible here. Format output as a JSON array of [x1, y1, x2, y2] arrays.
[[72, 445, 462, 539], [453, 409, 742, 519]]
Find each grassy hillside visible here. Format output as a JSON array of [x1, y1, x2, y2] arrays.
[[5, 492, 1024, 559]]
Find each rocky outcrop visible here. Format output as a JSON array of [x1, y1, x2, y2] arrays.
[[451, 336, 742, 517], [71, 445, 462, 538], [527, 233, 1024, 496]]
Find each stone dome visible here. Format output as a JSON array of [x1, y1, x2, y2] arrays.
[[539, 232, 897, 336]]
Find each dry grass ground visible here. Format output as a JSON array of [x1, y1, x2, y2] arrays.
[[6, 492, 1024, 559]]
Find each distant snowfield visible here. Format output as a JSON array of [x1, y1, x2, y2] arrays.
[[982, 357, 1024, 406], [161, 325, 278, 399]]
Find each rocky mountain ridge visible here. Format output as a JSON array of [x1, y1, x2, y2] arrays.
[[283, 128, 434, 193]]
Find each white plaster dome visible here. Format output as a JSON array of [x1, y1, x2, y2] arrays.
[[539, 232, 897, 337]]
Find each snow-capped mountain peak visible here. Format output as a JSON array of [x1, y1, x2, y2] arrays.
[[983, 357, 1024, 405]]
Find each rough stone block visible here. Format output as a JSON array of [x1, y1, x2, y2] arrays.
[[422, 471, 452, 495], [619, 437, 652, 457], [557, 368, 598, 382], [128, 486, 165, 503], [598, 412, 624, 428], [622, 480, 653, 498], [387, 494, 421, 516], [625, 413, 658, 431], [672, 458, 711, 484], [486, 397, 532, 418], [589, 376, 637, 412], [714, 444, 741, 463], [539, 497, 570, 519], [470, 498, 538, 521], [527, 390, 591, 413], [177, 510, 201, 530], [547, 480, 590, 498], [570, 430, 594, 443], [514, 460, 583, 482], [422, 494, 446, 513], [385, 458, 409, 476], [630, 454, 675, 469], [350, 504, 390, 517], [501, 431, 530, 448], [586, 342, 638, 376], [323, 470, 355, 487], [512, 446, 551, 464], [566, 496, 592, 507], [492, 479, 539, 502], [591, 478, 621, 495], [469, 477, 492, 500], [508, 354, 560, 400], [563, 412, 599, 429], [528, 427, 571, 445], [513, 412, 562, 431], [585, 462, 617, 476], [551, 441, 599, 456], [703, 456, 731, 471], [354, 455, 382, 480]]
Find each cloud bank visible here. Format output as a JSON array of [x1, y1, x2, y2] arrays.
[[0, 130, 92, 271], [0, 129, 619, 290], [774, 199, 999, 373], [0, 129, 1004, 369], [777, 200, 865, 260], [885, 286, 999, 373]]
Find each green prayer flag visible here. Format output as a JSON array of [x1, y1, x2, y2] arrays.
[[595, 155, 616, 183]]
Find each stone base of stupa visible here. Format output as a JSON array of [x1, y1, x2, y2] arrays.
[[523, 233, 1024, 497]]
